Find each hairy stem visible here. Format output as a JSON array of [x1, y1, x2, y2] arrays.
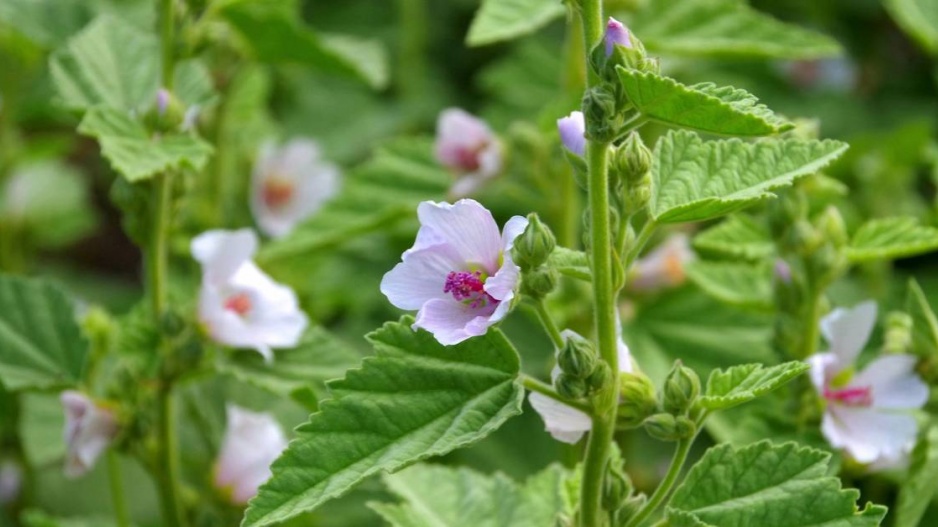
[[534, 299, 565, 350], [396, 0, 427, 102], [155, 384, 185, 526], [107, 451, 131, 527], [624, 437, 692, 527], [523, 375, 593, 414]]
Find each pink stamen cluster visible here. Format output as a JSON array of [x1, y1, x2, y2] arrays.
[[824, 385, 873, 407], [224, 293, 252, 316], [444, 271, 495, 308], [453, 143, 486, 172]]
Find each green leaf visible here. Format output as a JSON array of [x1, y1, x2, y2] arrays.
[[0, 275, 87, 391], [907, 279, 938, 358], [847, 217, 938, 262], [220, 0, 387, 89], [241, 318, 524, 527], [218, 326, 363, 410], [896, 426, 938, 527], [649, 131, 848, 223], [668, 441, 886, 527], [77, 107, 213, 182], [549, 247, 590, 281], [21, 510, 117, 527], [617, 70, 790, 136], [633, 0, 842, 59], [370, 463, 572, 527], [0, 0, 91, 48], [692, 215, 773, 261], [700, 362, 808, 410], [885, 0, 938, 54], [466, 0, 565, 47], [685, 261, 772, 310]]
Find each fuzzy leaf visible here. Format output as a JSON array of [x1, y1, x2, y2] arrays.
[[617, 70, 790, 136], [886, 0, 938, 54], [466, 0, 565, 46], [241, 318, 524, 527], [700, 362, 808, 410], [549, 247, 590, 281], [370, 463, 572, 527], [692, 215, 773, 260], [668, 441, 887, 526], [0, 0, 91, 48], [907, 279, 938, 358], [847, 217, 938, 262], [685, 261, 772, 310], [650, 131, 848, 223], [0, 275, 87, 391], [895, 426, 938, 527], [77, 107, 213, 182], [633, 0, 842, 59]]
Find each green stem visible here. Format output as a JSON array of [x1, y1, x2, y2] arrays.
[[155, 384, 185, 527], [624, 437, 693, 527], [107, 451, 131, 527], [534, 299, 565, 350], [523, 375, 593, 414], [796, 288, 823, 360], [623, 219, 656, 269], [396, 0, 427, 103], [160, 0, 174, 90]]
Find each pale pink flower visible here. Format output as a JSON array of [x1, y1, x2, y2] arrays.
[[192, 229, 308, 361], [629, 233, 694, 292], [807, 301, 928, 465], [557, 111, 586, 156], [380, 199, 526, 345], [434, 109, 502, 198], [0, 459, 21, 504], [250, 139, 340, 238], [60, 391, 118, 478], [214, 405, 287, 504], [604, 17, 632, 57]]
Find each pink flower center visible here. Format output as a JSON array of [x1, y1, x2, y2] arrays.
[[453, 142, 487, 172], [444, 271, 496, 309], [823, 385, 873, 407], [224, 293, 252, 316], [263, 177, 294, 209]]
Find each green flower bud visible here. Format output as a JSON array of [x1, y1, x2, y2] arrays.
[[555, 372, 588, 400], [807, 242, 847, 286], [663, 361, 700, 416], [767, 192, 807, 239], [616, 495, 647, 525], [582, 87, 618, 143], [564, 150, 589, 191], [643, 413, 679, 441], [614, 133, 653, 184], [520, 266, 558, 299], [618, 371, 658, 427], [512, 213, 556, 270], [557, 332, 597, 379], [815, 206, 848, 249], [602, 463, 633, 511], [885, 311, 913, 355], [674, 415, 696, 439], [587, 361, 613, 392], [160, 310, 185, 337], [784, 220, 822, 255], [623, 175, 651, 213], [143, 88, 186, 133]]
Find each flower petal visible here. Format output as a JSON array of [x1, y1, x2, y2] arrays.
[[820, 301, 877, 366], [381, 244, 465, 310], [416, 200, 502, 271], [528, 392, 591, 444], [557, 111, 586, 156], [823, 405, 917, 463], [852, 354, 928, 410], [215, 405, 287, 504], [806, 352, 837, 392], [191, 229, 258, 283], [413, 298, 495, 345]]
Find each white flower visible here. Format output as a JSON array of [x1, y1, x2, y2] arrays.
[[192, 229, 309, 361], [807, 301, 928, 465], [214, 405, 287, 504], [0, 459, 21, 504], [60, 391, 118, 479], [629, 233, 694, 292], [529, 328, 633, 444], [380, 199, 526, 345], [250, 139, 341, 239], [434, 109, 502, 198]]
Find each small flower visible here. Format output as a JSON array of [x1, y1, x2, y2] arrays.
[[192, 229, 308, 361], [807, 301, 928, 465], [604, 17, 632, 57], [773, 258, 793, 284], [0, 459, 22, 504], [557, 111, 586, 156], [60, 391, 118, 478], [214, 405, 287, 505], [250, 139, 341, 239], [381, 199, 527, 345], [434, 108, 502, 198], [629, 233, 694, 292]]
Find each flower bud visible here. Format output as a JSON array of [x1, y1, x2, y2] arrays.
[[565, 149, 589, 190], [513, 213, 556, 270], [885, 311, 913, 355], [767, 192, 807, 239], [520, 266, 558, 299], [614, 133, 653, 184], [557, 331, 597, 379], [816, 206, 848, 249], [160, 310, 185, 337], [663, 361, 700, 415], [602, 462, 633, 511], [643, 413, 696, 442], [582, 87, 618, 142], [784, 220, 822, 255], [618, 371, 658, 427], [587, 361, 613, 392], [557, 111, 586, 157], [604, 17, 632, 58], [555, 372, 588, 400], [144, 88, 185, 133], [617, 495, 647, 524]]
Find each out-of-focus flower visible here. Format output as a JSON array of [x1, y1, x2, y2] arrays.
[[214, 405, 287, 505], [434, 109, 502, 198], [0, 459, 21, 504], [381, 199, 526, 345], [629, 233, 694, 292], [774, 258, 793, 284], [782, 57, 857, 93], [61, 391, 118, 479], [807, 301, 928, 465], [250, 139, 341, 239], [557, 111, 586, 156], [604, 17, 632, 57], [192, 229, 308, 361]]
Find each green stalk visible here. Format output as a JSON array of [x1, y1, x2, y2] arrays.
[[155, 384, 185, 527], [534, 299, 565, 350], [107, 451, 131, 527], [396, 0, 427, 103], [796, 289, 823, 360], [624, 437, 693, 527], [523, 375, 593, 414], [160, 0, 174, 91]]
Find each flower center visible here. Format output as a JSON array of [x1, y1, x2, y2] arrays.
[[224, 293, 252, 316], [444, 271, 496, 308], [453, 142, 488, 172], [663, 250, 686, 285], [823, 385, 873, 407], [263, 177, 295, 209]]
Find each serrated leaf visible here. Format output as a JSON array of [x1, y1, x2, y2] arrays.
[[907, 279, 938, 358], [668, 441, 886, 527], [370, 463, 571, 527], [847, 217, 938, 262], [77, 107, 213, 181], [633, 0, 842, 59], [886, 0, 938, 54], [220, 0, 387, 89], [617, 70, 790, 136], [466, 0, 565, 47], [685, 261, 772, 309], [692, 215, 773, 260], [896, 426, 938, 527], [241, 318, 524, 527], [700, 362, 808, 410], [0, 0, 91, 48], [0, 275, 87, 391], [549, 247, 590, 281], [650, 131, 848, 223]]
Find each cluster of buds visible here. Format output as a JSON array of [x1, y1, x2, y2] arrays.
[[512, 213, 558, 300], [602, 457, 646, 524], [554, 331, 610, 399], [641, 361, 701, 442], [612, 132, 653, 213]]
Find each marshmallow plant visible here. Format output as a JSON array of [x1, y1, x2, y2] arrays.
[[214, 406, 287, 505], [433, 108, 502, 198]]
